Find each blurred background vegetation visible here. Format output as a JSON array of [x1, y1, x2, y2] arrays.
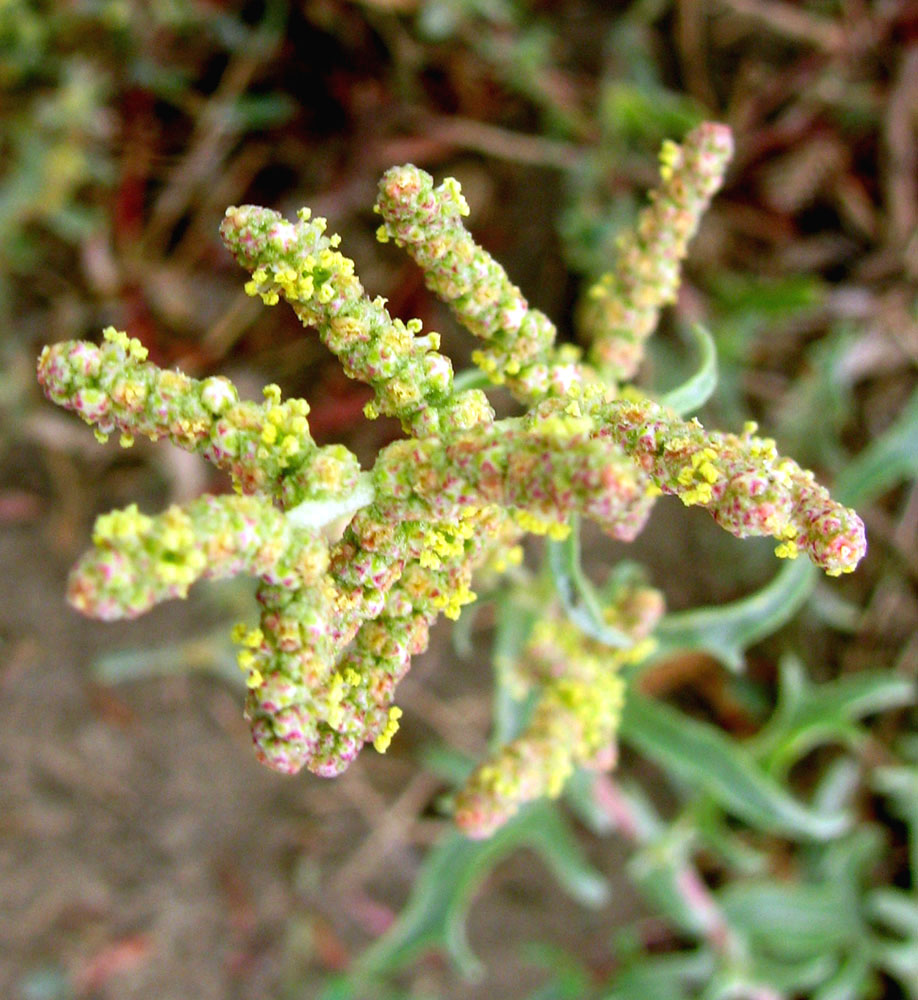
[[1, 1, 917, 998]]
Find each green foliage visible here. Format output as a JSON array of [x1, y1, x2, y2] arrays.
[[620, 691, 850, 840], [355, 797, 608, 982]]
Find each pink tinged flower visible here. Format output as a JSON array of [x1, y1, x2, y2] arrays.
[[73, 387, 110, 421], [500, 303, 526, 332], [69, 342, 102, 378], [235, 522, 257, 550], [272, 707, 307, 741], [200, 377, 238, 415], [269, 222, 298, 251], [424, 353, 452, 390], [256, 671, 302, 712], [308, 729, 362, 777], [251, 720, 310, 775]]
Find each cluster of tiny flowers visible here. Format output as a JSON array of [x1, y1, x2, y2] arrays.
[[375, 166, 606, 407], [578, 122, 734, 382], [218, 204, 493, 439], [37, 121, 867, 834], [596, 399, 866, 575], [371, 406, 655, 543], [37, 328, 360, 508], [68, 494, 328, 620], [454, 586, 662, 838]]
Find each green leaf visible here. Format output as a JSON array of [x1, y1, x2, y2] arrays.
[[691, 799, 770, 875], [718, 881, 859, 961], [808, 581, 864, 632], [602, 949, 714, 1000], [868, 888, 918, 937], [810, 756, 861, 817], [873, 938, 918, 998], [775, 326, 856, 472], [819, 824, 884, 891], [812, 948, 876, 1000], [521, 943, 594, 1000], [747, 953, 839, 994], [871, 765, 918, 880], [620, 691, 848, 839], [836, 388, 918, 507], [715, 828, 880, 990], [355, 802, 608, 982], [751, 655, 916, 774], [659, 324, 718, 417], [650, 558, 817, 672]]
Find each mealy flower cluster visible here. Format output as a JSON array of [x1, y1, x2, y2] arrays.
[[37, 122, 866, 836]]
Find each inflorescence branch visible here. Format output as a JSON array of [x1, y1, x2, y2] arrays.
[[36, 122, 866, 836], [578, 122, 735, 382]]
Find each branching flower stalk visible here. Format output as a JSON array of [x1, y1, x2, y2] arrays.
[[37, 122, 866, 836]]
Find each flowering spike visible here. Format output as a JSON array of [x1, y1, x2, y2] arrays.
[[37, 331, 359, 509], [69, 494, 329, 620], [578, 122, 734, 382], [372, 413, 655, 542], [598, 399, 867, 575], [455, 619, 637, 838], [219, 204, 491, 437], [375, 165, 607, 407]]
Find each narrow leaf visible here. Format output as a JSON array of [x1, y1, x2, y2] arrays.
[[718, 881, 859, 961], [836, 388, 918, 507], [812, 948, 876, 1000], [650, 558, 817, 672], [621, 691, 848, 839], [660, 323, 718, 416], [355, 802, 607, 981], [752, 656, 916, 773], [868, 888, 918, 937]]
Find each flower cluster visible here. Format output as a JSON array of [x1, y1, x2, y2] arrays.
[[37, 122, 867, 833], [38, 328, 360, 508], [455, 579, 663, 837], [577, 123, 734, 382]]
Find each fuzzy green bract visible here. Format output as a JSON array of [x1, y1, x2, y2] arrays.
[[37, 122, 866, 837]]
